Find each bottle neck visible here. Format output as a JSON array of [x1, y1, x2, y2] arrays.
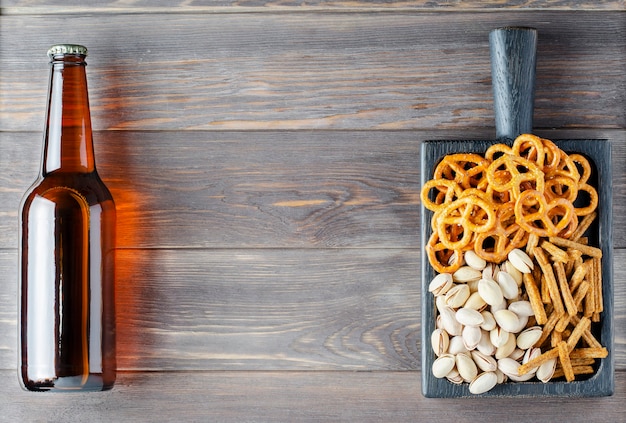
[[42, 55, 96, 175]]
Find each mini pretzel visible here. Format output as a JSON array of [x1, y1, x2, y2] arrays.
[[514, 189, 576, 237], [512, 134, 546, 168], [572, 183, 598, 216], [544, 175, 578, 203], [570, 153, 592, 184], [426, 230, 463, 274], [421, 179, 463, 212], [486, 154, 545, 200], [435, 195, 496, 250], [485, 143, 512, 161], [434, 153, 489, 190], [474, 202, 528, 263]]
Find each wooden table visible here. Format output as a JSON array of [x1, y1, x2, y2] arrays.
[[0, 2, 624, 421]]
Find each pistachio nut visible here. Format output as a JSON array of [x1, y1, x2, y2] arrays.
[[536, 357, 557, 383], [432, 353, 456, 378], [479, 310, 497, 331], [497, 357, 522, 378], [493, 309, 521, 333], [464, 250, 487, 271], [468, 371, 498, 395], [507, 348, 525, 361], [501, 260, 523, 286], [508, 248, 534, 274], [464, 291, 488, 312], [462, 325, 482, 351], [448, 335, 469, 355], [471, 350, 497, 372], [478, 278, 504, 306], [482, 263, 500, 281], [431, 328, 450, 356], [456, 352, 478, 382], [495, 331, 517, 360], [429, 273, 454, 296], [440, 305, 463, 336], [497, 271, 519, 300], [490, 326, 511, 348], [516, 326, 543, 350], [511, 314, 529, 334], [456, 307, 485, 327], [444, 283, 470, 309], [476, 330, 496, 356], [453, 265, 482, 283], [445, 368, 464, 385], [508, 300, 535, 318]]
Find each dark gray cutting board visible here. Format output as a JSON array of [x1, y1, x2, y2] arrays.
[[420, 27, 614, 398]]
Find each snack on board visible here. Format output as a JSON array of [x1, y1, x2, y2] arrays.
[[423, 134, 607, 394]]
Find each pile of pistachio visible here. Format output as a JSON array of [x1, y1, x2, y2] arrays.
[[429, 248, 555, 394]]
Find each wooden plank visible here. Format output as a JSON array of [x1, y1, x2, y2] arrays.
[[2, 247, 624, 371], [1, 129, 624, 250], [2, 1, 623, 12], [1, 12, 623, 132], [0, 370, 625, 421]]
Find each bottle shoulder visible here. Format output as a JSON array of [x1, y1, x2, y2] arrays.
[[22, 171, 114, 207]]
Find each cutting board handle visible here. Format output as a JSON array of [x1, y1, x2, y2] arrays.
[[490, 27, 538, 141]]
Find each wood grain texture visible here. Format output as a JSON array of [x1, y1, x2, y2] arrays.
[[1, 248, 624, 372], [0, 12, 624, 132], [1, 130, 624, 250], [0, 370, 625, 422], [1, 1, 625, 417], [2, 0, 624, 11]]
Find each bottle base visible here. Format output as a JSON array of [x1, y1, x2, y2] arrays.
[[21, 374, 115, 392]]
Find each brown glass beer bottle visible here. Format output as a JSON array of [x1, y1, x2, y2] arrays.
[[19, 44, 116, 391]]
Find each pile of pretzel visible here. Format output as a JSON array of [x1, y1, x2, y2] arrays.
[[422, 134, 598, 274]]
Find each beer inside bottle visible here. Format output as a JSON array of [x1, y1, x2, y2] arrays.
[[19, 44, 116, 391]]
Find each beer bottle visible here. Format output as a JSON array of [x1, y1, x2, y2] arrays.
[[19, 44, 116, 391]]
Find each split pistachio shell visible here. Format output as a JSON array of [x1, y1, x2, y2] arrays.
[[429, 273, 454, 296], [482, 263, 500, 281], [432, 354, 456, 378], [493, 309, 521, 333], [446, 368, 464, 385], [453, 266, 482, 283], [478, 278, 504, 306], [471, 350, 497, 372], [469, 371, 498, 395], [440, 306, 463, 336], [490, 327, 510, 348], [431, 328, 450, 356], [456, 307, 485, 327], [522, 347, 542, 375], [456, 353, 478, 382], [508, 248, 534, 274], [495, 369, 507, 384], [516, 326, 543, 350], [444, 284, 470, 308], [464, 250, 487, 270]]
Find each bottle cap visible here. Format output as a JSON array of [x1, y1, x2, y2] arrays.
[[47, 44, 88, 59]]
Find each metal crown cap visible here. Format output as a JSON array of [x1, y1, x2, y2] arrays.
[[47, 44, 88, 58]]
